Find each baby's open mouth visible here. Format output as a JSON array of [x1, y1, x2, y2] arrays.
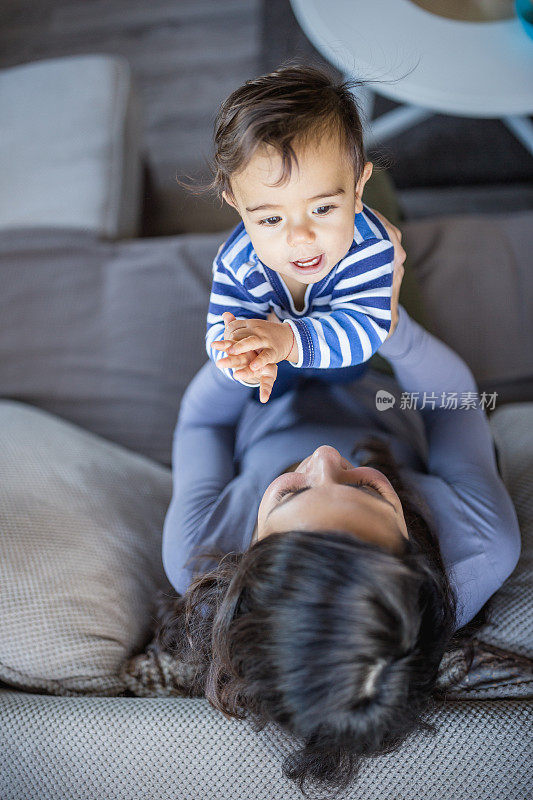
[[291, 253, 324, 273]]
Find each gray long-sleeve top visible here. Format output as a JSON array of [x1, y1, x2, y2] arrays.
[[162, 307, 521, 630]]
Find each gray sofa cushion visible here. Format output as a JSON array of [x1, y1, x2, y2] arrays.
[[403, 210, 533, 389], [483, 403, 533, 658], [0, 56, 143, 239], [0, 212, 532, 470], [0, 227, 221, 466], [0, 400, 171, 695], [0, 691, 530, 800]]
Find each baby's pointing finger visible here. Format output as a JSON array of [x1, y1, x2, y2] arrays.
[[259, 372, 277, 403]]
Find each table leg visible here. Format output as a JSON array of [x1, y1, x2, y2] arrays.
[[366, 105, 433, 145], [344, 77, 432, 145], [503, 116, 533, 158]]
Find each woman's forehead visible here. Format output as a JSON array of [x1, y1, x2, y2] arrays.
[[262, 490, 404, 551]]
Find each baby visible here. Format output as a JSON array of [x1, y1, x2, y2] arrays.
[[206, 64, 394, 403]]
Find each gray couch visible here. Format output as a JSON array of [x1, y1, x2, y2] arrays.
[[0, 55, 532, 800]]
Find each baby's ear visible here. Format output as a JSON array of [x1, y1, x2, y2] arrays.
[[355, 162, 373, 210], [222, 190, 237, 210], [360, 161, 373, 185]]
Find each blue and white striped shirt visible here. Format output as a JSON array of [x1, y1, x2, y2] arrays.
[[206, 204, 394, 386]]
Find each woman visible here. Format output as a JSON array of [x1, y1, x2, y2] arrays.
[[159, 219, 520, 795]]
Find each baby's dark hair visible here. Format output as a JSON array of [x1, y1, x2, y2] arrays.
[[183, 62, 368, 204]]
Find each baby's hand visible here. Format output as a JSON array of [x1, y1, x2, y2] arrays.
[[235, 360, 278, 403], [211, 312, 279, 402], [217, 314, 295, 372], [211, 312, 260, 372]]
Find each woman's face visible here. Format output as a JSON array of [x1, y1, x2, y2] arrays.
[[256, 446, 409, 549]]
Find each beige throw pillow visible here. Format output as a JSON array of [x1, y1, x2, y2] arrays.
[[0, 400, 172, 695]]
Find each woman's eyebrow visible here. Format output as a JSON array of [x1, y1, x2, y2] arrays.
[[266, 483, 391, 521], [246, 188, 345, 214]]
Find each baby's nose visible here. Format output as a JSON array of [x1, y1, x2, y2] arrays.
[[287, 224, 315, 245]]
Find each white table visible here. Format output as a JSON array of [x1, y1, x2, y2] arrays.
[[289, 0, 533, 155]]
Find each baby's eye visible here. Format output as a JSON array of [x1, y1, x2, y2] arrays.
[[258, 216, 282, 226], [258, 205, 336, 226]]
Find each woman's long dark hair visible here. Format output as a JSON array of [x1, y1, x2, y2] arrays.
[[151, 436, 488, 798]]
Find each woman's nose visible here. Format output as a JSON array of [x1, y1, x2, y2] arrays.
[[304, 445, 344, 483]]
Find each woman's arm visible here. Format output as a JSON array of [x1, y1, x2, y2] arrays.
[[380, 307, 521, 616], [380, 306, 503, 482], [162, 360, 255, 594], [372, 215, 520, 627]]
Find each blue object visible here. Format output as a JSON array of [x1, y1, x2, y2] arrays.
[[516, 0, 533, 39]]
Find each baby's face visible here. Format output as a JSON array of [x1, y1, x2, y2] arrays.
[[224, 132, 372, 286]]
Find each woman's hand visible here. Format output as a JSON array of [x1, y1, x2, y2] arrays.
[[368, 208, 406, 340]]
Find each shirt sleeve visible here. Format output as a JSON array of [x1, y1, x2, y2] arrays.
[[162, 360, 256, 594], [380, 306, 521, 628], [206, 254, 270, 388], [283, 238, 393, 368]]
